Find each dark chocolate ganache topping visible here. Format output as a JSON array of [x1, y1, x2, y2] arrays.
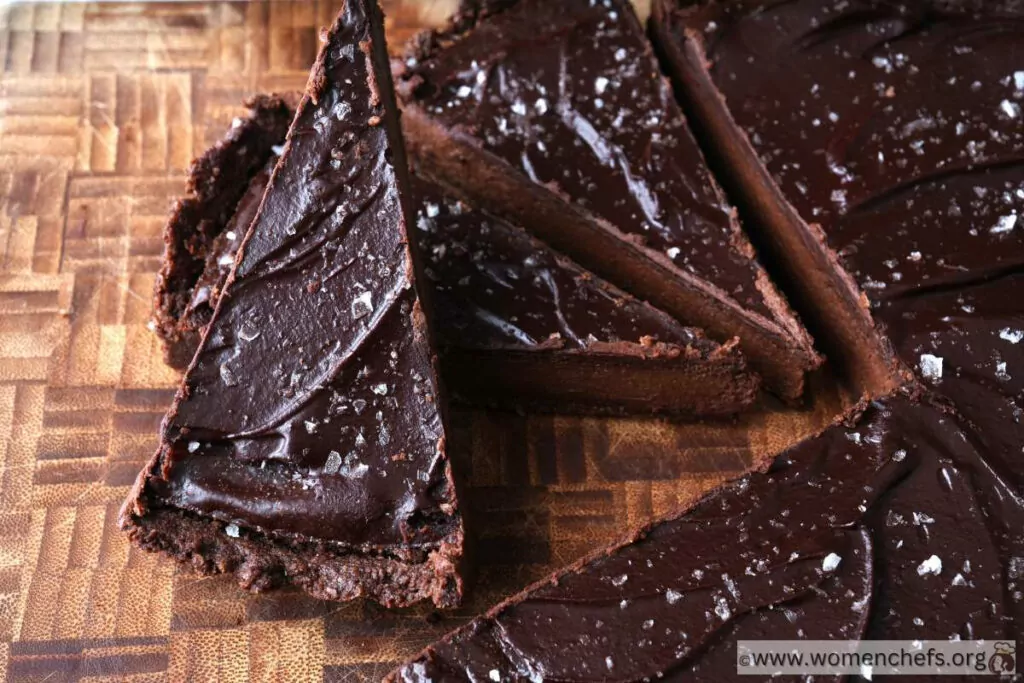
[[683, 0, 1024, 496], [404, 0, 775, 319], [412, 176, 717, 354], [693, 0, 1024, 297], [391, 395, 1024, 681], [878, 272, 1024, 495], [147, 1, 458, 551]]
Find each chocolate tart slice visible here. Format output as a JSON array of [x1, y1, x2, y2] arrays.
[[388, 392, 1023, 680], [153, 94, 296, 370], [156, 112, 762, 417], [121, 0, 464, 608], [650, 0, 1024, 396], [397, 0, 821, 401], [414, 176, 760, 416]]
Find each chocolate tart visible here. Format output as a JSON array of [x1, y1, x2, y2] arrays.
[[650, 0, 1024, 396], [397, 0, 821, 401], [388, 391, 1023, 680], [153, 94, 296, 370], [155, 111, 762, 417], [121, 0, 464, 609]]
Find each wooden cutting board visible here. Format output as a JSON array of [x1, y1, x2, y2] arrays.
[[0, 2, 845, 681]]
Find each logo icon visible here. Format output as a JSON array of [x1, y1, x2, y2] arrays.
[[989, 642, 1016, 674]]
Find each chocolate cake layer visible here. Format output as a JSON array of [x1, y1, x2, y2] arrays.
[[153, 94, 295, 370], [158, 116, 762, 417], [121, 0, 464, 609], [389, 393, 1023, 680], [399, 0, 821, 400], [652, 0, 1024, 396]]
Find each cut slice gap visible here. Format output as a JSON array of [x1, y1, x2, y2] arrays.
[[397, 0, 821, 401], [121, 0, 464, 609]]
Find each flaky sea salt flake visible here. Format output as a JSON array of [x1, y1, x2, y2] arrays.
[[991, 214, 1018, 234], [1000, 328, 1024, 344], [323, 451, 343, 475], [919, 354, 943, 380], [714, 596, 731, 621], [917, 555, 942, 576], [822, 553, 842, 572], [352, 291, 373, 319]]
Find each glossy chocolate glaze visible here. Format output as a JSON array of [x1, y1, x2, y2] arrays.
[[878, 272, 1024, 494], [413, 176, 719, 354], [126, 2, 461, 556], [688, 0, 1024, 297], [390, 394, 1024, 681], [402, 0, 774, 320]]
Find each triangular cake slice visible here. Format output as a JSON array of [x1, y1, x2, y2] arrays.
[[388, 393, 1023, 680], [155, 106, 762, 417], [413, 176, 760, 415], [121, 0, 464, 608], [397, 0, 821, 400]]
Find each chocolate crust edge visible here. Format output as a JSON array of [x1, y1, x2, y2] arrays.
[[648, 1, 908, 399], [120, 504, 464, 609], [440, 340, 761, 417], [152, 93, 297, 370]]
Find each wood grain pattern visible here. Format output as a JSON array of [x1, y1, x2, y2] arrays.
[[0, 2, 841, 681]]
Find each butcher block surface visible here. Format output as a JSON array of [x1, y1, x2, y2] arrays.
[[0, 2, 840, 680]]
